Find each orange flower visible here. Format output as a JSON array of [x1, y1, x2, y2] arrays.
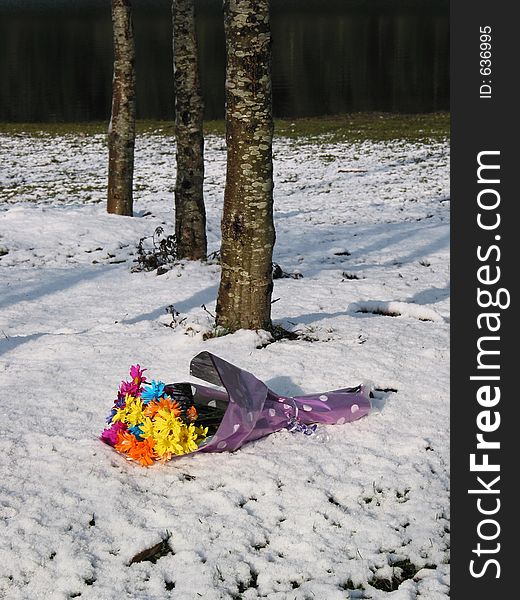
[[115, 431, 157, 466], [143, 398, 181, 419], [126, 437, 157, 466], [186, 406, 198, 422], [115, 431, 139, 454]]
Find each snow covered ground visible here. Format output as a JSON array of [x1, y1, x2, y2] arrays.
[[0, 131, 450, 600]]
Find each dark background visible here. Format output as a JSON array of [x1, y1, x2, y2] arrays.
[[0, 0, 449, 122]]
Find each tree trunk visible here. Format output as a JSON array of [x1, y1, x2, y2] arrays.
[[107, 0, 136, 216], [216, 0, 275, 332], [173, 0, 207, 260]]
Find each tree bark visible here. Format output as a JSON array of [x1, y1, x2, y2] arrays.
[[216, 0, 275, 332], [173, 0, 207, 260], [107, 0, 136, 216]]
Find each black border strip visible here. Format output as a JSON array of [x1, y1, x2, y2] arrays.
[[451, 1, 516, 596]]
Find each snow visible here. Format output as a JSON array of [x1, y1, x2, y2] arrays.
[[0, 131, 449, 599]]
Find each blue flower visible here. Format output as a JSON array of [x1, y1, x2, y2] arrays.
[[106, 408, 117, 423], [128, 425, 144, 440], [114, 393, 126, 408], [141, 380, 166, 404]]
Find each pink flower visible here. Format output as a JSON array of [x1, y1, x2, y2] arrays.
[[119, 380, 139, 396], [101, 421, 127, 447], [130, 364, 147, 385]]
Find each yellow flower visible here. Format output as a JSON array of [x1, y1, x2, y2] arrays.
[[125, 396, 145, 426], [138, 417, 155, 439], [178, 423, 202, 454], [154, 430, 184, 457], [154, 409, 182, 437], [194, 425, 208, 440], [112, 407, 127, 424], [112, 394, 140, 424]]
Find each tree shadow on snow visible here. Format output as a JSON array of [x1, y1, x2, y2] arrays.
[[122, 284, 218, 325], [283, 310, 349, 325], [406, 285, 450, 305], [0, 332, 45, 357], [0, 266, 112, 311], [275, 220, 449, 278], [352, 222, 449, 269]]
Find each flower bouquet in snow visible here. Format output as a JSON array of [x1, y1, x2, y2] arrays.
[[101, 351, 372, 466], [101, 365, 212, 465]]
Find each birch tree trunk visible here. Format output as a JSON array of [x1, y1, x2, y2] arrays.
[[107, 0, 136, 216], [173, 0, 207, 260], [215, 0, 275, 332]]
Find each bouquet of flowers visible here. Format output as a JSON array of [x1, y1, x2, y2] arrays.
[[101, 351, 372, 466], [100, 365, 213, 465]]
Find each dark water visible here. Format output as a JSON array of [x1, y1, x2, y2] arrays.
[[0, 0, 449, 122]]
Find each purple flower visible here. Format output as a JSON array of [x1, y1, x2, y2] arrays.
[[119, 380, 139, 397], [114, 393, 126, 409], [100, 421, 127, 447], [105, 408, 117, 424], [130, 364, 147, 384]]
